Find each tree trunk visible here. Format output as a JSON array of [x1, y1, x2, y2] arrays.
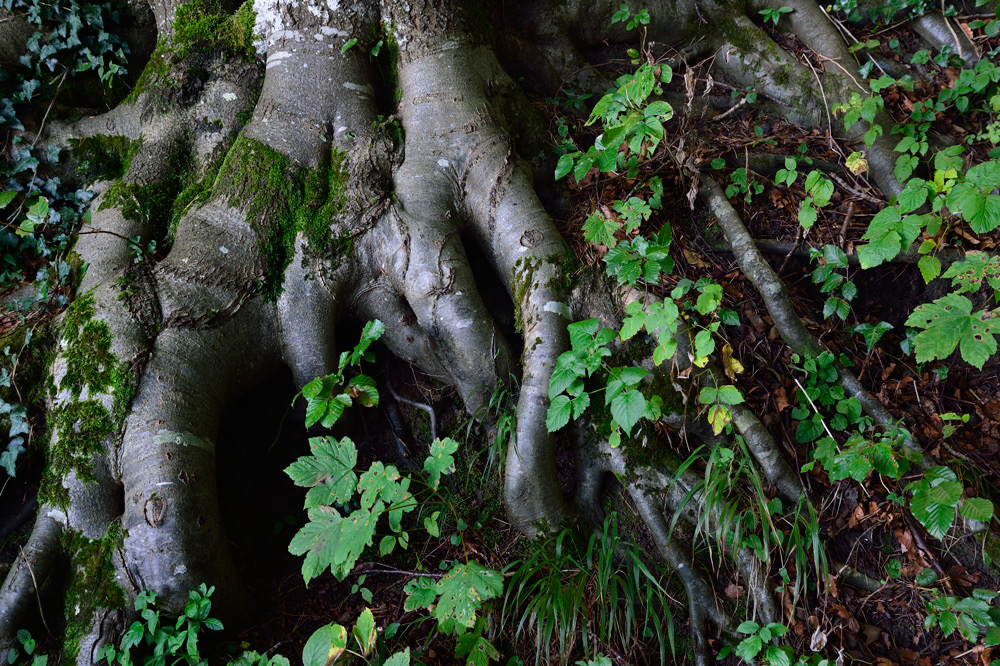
[[0, 0, 993, 663]]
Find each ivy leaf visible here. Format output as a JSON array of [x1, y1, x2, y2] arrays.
[[905, 294, 999, 368], [610, 389, 646, 435], [434, 562, 503, 634], [0, 191, 16, 208], [423, 438, 459, 490]]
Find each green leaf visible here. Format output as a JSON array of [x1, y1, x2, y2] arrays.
[[937, 610, 958, 637], [918, 255, 941, 283], [348, 375, 379, 407], [798, 200, 817, 229], [382, 649, 410, 666], [302, 624, 347, 666], [349, 320, 386, 365], [555, 153, 576, 180], [734, 635, 763, 663], [456, 634, 500, 666], [546, 395, 572, 432], [582, 211, 618, 248], [905, 294, 999, 368], [0, 191, 16, 208], [434, 562, 503, 633], [289, 502, 382, 583], [941, 250, 1000, 294], [695, 283, 723, 314], [353, 608, 376, 655], [610, 389, 646, 435], [910, 487, 956, 539], [424, 438, 459, 490], [424, 511, 440, 537], [716, 385, 745, 405], [898, 181, 928, 213], [960, 497, 994, 522], [285, 436, 358, 507], [403, 577, 438, 611]]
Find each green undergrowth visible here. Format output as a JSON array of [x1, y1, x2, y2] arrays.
[[214, 136, 350, 300]]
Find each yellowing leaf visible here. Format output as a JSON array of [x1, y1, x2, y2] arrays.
[[722, 343, 744, 378], [846, 151, 868, 174], [707, 404, 732, 435]]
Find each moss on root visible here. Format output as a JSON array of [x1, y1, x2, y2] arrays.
[[71, 135, 141, 183], [62, 523, 127, 662], [126, 0, 258, 107], [215, 136, 351, 300], [510, 256, 541, 335], [39, 293, 137, 506]]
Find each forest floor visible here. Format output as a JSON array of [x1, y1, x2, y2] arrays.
[[3, 8, 1000, 666]]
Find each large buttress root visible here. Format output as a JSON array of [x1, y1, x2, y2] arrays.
[[10, 0, 985, 661]]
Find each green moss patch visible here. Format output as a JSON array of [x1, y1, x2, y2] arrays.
[[40, 292, 137, 506], [62, 523, 127, 661], [71, 135, 141, 183], [126, 0, 258, 107], [215, 136, 350, 300]]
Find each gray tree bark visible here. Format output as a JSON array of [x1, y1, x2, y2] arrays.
[[0, 0, 989, 663]]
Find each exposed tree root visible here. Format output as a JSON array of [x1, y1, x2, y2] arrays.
[[2, 0, 998, 663]]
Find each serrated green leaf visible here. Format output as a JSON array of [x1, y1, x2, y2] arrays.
[[383, 649, 410, 666], [734, 635, 762, 662], [403, 577, 439, 611], [918, 255, 941, 283], [905, 294, 999, 368], [286, 436, 358, 505], [716, 385, 744, 405], [424, 438, 458, 490], [610, 389, 646, 435], [455, 634, 500, 666], [434, 562, 503, 633], [546, 394, 572, 432], [960, 497, 994, 522]]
